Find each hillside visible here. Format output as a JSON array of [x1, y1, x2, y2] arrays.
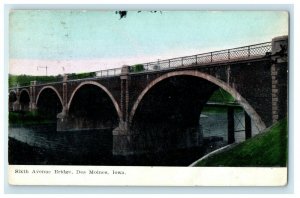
[[195, 118, 288, 167]]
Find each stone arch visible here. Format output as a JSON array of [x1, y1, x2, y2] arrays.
[[19, 89, 30, 100], [36, 86, 63, 107], [68, 81, 122, 121], [129, 70, 266, 132], [19, 88, 31, 111], [9, 90, 17, 101], [9, 89, 17, 95]]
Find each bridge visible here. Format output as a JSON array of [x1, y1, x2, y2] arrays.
[[9, 36, 288, 156]]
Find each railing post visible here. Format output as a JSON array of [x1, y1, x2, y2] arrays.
[[228, 49, 230, 60], [248, 46, 251, 57], [210, 52, 213, 62], [181, 57, 184, 66], [195, 55, 197, 65], [169, 59, 171, 68]]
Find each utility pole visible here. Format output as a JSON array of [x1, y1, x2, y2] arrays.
[[37, 66, 48, 76]]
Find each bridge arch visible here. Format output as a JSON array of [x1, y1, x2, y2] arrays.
[[9, 90, 17, 101], [19, 89, 30, 111], [129, 70, 266, 132], [68, 81, 122, 121], [20, 89, 30, 99], [9, 89, 17, 95], [36, 86, 63, 107]]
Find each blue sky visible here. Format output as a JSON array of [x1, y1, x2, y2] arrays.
[[9, 11, 288, 75]]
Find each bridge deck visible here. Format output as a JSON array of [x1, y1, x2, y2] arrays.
[[9, 41, 271, 89]]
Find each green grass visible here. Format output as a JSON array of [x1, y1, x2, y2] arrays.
[[195, 118, 288, 167]]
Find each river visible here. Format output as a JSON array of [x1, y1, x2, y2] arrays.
[[9, 106, 257, 166]]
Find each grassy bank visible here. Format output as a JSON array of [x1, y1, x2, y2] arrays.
[[195, 118, 288, 167], [9, 111, 55, 126]]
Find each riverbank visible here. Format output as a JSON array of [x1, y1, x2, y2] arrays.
[[9, 111, 55, 126], [193, 118, 287, 167]]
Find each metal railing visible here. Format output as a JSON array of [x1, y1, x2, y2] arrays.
[[94, 68, 122, 77], [133, 42, 272, 72], [9, 41, 272, 89]]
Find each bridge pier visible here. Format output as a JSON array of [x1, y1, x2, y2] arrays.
[[112, 65, 133, 155], [57, 75, 70, 131], [12, 101, 21, 111], [112, 121, 135, 155], [29, 81, 37, 111], [271, 36, 288, 123]]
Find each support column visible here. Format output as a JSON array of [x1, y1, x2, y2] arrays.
[[113, 65, 134, 155], [29, 81, 37, 111], [62, 74, 68, 114], [245, 112, 252, 139], [57, 75, 69, 131], [271, 36, 288, 123], [227, 106, 235, 144], [226, 65, 231, 84]]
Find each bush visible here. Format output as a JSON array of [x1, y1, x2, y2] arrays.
[[131, 64, 144, 72], [68, 72, 96, 80]]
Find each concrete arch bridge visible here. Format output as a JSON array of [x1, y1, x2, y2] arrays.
[[9, 36, 288, 155]]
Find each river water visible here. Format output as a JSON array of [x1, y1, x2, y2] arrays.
[[9, 107, 258, 166]]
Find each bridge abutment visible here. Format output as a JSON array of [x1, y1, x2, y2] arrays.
[[271, 36, 288, 123]]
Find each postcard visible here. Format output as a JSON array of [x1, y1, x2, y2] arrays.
[[8, 10, 288, 186]]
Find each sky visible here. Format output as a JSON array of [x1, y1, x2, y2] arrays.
[[9, 10, 288, 76]]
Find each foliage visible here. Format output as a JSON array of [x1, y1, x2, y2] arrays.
[[131, 64, 145, 73], [67, 72, 96, 80], [9, 74, 63, 87], [9, 111, 55, 126], [9, 111, 40, 125], [195, 118, 288, 167], [208, 88, 235, 103], [9, 72, 96, 87]]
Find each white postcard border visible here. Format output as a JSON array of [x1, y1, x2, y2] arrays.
[[9, 165, 287, 186]]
